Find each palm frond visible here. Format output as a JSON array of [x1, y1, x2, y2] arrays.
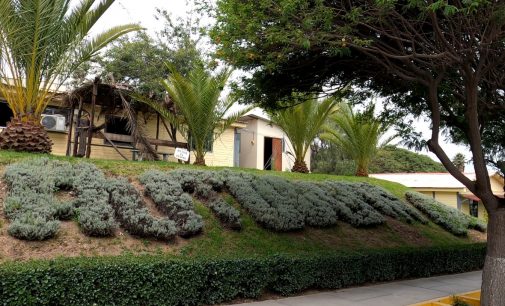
[[0, 0, 139, 121], [270, 94, 340, 163]]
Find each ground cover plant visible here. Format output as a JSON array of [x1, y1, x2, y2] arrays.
[[139, 170, 204, 237], [2, 157, 483, 245], [0, 153, 488, 305], [3, 159, 75, 240], [406, 192, 487, 236], [108, 178, 177, 241]]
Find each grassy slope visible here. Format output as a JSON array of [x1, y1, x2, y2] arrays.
[[0, 151, 479, 261]]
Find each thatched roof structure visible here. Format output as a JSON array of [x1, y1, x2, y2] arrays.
[[65, 78, 159, 160]]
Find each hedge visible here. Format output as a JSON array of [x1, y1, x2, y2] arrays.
[[0, 243, 485, 306]]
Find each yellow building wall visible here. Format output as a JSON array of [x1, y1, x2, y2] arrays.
[[48, 108, 237, 166], [433, 191, 459, 209]]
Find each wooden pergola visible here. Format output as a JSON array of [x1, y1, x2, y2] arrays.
[[64, 77, 187, 161]]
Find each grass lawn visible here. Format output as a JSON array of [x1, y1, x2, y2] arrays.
[[0, 150, 484, 263]]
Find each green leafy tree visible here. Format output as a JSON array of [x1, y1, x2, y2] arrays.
[[371, 146, 446, 174], [141, 65, 249, 165], [322, 104, 392, 177], [452, 153, 467, 173], [269, 95, 339, 173], [0, 0, 140, 153], [211, 2, 505, 301]]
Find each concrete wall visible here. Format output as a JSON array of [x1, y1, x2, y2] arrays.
[[238, 116, 311, 172], [239, 118, 259, 169]]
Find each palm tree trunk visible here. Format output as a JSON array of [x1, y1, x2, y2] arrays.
[[194, 154, 206, 166], [0, 118, 52, 153], [292, 159, 309, 173], [355, 165, 369, 177]]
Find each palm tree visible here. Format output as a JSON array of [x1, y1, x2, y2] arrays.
[[452, 153, 466, 172], [141, 65, 250, 166], [0, 0, 141, 153], [269, 95, 339, 173], [322, 104, 392, 177]]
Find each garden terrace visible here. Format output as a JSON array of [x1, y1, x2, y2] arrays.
[[0, 151, 487, 305]]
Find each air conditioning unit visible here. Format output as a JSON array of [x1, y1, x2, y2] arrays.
[[40, 114, 66, 132]]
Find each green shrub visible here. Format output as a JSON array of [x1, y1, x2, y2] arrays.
[[0, 244, 485, 305], [140, 170, 204, 237], [2, 159, 75, 240], [322, 181, 385, 227], [405, 191, 486, 236], [208, 198, 242, 230], [7, 213, 60, 241], [72, 163, 117, 237], [108, 178, 177, 241]]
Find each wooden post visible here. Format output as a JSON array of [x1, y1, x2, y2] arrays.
[[85, 78, 99, 158], [73, 97, 84, 157], [65, 105, 75, 156], [155, 113, 160, 151]]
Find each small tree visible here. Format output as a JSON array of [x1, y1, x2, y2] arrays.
[[452, 153, 466, 173], [142, 65, 250, 165], [0, 0, 141, 153], [269, 95, 339, 173], [322, 104, 392, 177]]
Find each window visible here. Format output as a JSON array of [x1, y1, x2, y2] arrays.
[[188, 131, 213, 152], [104, 115, 132, 147]]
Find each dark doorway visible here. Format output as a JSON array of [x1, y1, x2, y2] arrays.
[[264, 137, 273, 170], [0, 101, 14, 127], [264, 137, 282, 171]]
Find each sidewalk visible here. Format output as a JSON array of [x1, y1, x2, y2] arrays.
[[231, 271, 482, 306]]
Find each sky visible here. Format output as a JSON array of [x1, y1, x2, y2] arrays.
[[92, 0, 474, 171]]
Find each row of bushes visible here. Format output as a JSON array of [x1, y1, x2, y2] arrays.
[[72, 163, 117, 237], [220, 170, 425, 231], [167, 169, 242, 230], [3, 159, 75, 240], [140, 170, 204, 237], [0, 243, 486, 305], [405, 192, 487, 236], [108, 178, 177, 241]]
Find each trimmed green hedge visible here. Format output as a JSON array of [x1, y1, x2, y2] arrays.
[[0, 244, 485, 305]]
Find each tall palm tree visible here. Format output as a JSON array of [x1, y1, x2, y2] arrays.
[[0, 0, 141, 153], [269, 95, 339, 173], [141, 65, 250, 166], [322, 104, 393, 177]]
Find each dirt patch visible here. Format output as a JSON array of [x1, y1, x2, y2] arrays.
[[385, 217, 431, 246], [468, 229, 487, 243], [130, 179, 166, 218]]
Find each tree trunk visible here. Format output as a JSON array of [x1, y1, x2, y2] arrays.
[[355, 165, 368, 177], [291, 159, 309, 173], [481, 209, 505, 306], [194, 155, 206, 166], [0, 118, 52, 153]]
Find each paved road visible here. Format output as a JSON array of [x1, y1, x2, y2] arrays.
[[231, 271, 482, 306]]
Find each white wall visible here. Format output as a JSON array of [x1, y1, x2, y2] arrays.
[[238, 116, 311, 172]]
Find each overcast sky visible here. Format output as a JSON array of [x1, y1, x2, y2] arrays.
[[92, 0, 474, 171]]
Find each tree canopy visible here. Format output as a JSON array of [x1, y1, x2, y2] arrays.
[[211, 2, 505, 302]]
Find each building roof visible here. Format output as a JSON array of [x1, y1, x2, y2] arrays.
[[241, 107, 271, 122], [370, 172, 468, 189], [370, 172, 502, 190]]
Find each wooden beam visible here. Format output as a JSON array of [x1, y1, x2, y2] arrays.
[[72, 97, 84, 157], [85, 77, 99, 158], [93, 132, 187, 148], [97, 130, 129, 161], [65, 105, 75, 156]]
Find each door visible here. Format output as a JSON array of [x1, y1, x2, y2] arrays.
[[272, 138, 283, 171], [233, 129, 241, 167]]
